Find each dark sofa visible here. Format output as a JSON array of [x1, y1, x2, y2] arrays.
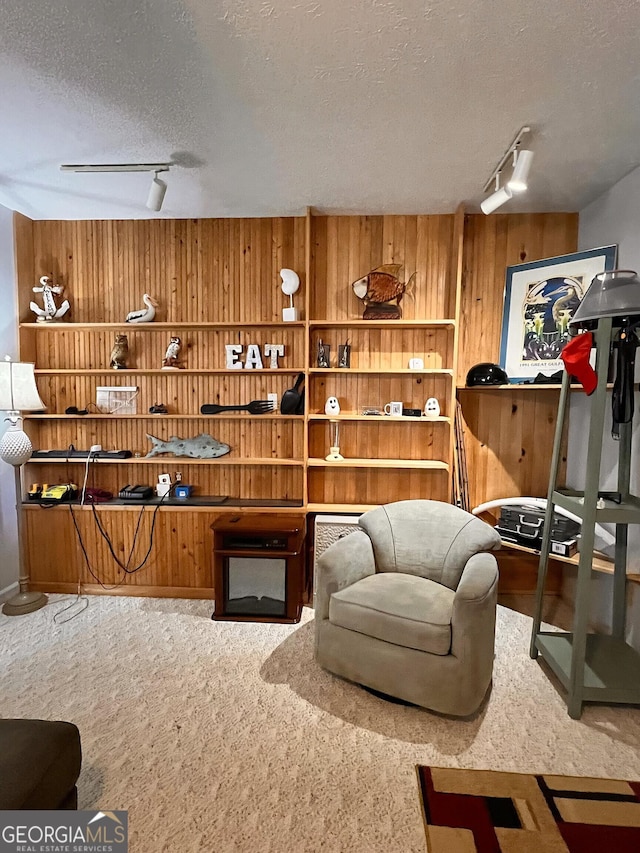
[[0, 719, 82, 809]]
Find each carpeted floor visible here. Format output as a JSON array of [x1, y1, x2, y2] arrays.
[[2, 595, 640, 852]]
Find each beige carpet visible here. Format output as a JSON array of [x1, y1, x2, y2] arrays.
[[2, 595, 640, 853]]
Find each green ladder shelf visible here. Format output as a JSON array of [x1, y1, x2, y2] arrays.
[[529, 316, 640, 719]]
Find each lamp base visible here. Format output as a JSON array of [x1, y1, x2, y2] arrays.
[[2, 590, 48, 616]]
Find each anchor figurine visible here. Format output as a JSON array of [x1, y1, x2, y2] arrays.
[[29, 275, 70, 323]]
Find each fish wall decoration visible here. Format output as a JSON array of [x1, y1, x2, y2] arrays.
[[145, 433, 231, 459], [351, 264, 416, 320]]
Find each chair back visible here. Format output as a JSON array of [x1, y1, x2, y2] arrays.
[[358, 500, 500, 590]]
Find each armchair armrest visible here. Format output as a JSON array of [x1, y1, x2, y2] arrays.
[[314, 529, 376, 619], [451, 551, 499, 660]]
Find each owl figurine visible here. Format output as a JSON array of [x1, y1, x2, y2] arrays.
[[162, 336, 183, 370], [110, 333, 129, 369]]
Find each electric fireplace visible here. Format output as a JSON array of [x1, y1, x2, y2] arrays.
[[211, 514, 306, 623]]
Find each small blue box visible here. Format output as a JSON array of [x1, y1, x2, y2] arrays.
[[174, 485, 192, 499]]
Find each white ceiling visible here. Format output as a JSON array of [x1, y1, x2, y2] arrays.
[[2, 0, 640, 220]]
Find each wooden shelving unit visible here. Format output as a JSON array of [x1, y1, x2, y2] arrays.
[[305, 210, 463, 510], [15, 208, 580, 598]]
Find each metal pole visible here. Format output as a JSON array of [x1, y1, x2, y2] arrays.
[[567, 318, 612, 718], [529, 369, 571, 658]]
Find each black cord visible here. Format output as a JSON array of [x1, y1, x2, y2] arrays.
[[69, 502, 127, 591], [90, 487, 172, 574], [59, 443, 172, 585]]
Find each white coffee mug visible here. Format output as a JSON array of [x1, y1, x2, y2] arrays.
[[384, 401, 403, 417]]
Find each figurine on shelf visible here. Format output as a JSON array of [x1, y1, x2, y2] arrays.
[[280, 268, 300, 322], [317, 339, 331, 368], [338, 339, 351, 368], [29, 275, 70, 323], [324, 396, 341, 415], [352, 264, 416, 320], [145, 432, 230, 459], [424, 398, 441, 418], [110, 333, 129, 369], [162, 336, 183, 370], [126, 294, 159, 323]]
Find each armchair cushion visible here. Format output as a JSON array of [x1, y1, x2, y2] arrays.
[[329, 573, 455, 655], [359, 499, 501, 589]]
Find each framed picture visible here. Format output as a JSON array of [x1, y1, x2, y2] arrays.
[[499, 246, 617, 382]]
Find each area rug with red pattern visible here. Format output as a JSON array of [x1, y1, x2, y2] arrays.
[[417, 765, 640, 852]]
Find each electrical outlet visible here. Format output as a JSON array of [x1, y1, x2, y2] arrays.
[[267, 392, 278, 411], [175, 471, 182, 483]]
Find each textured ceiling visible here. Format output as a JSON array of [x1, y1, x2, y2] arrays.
[[1, 0, 640, 219]]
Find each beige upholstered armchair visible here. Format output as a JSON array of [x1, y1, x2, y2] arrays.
[[314, 500, 501, 716]]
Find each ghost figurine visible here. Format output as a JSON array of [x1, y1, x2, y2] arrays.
[[280, 268, 300, 322], [324, 396, 340, 416], [424, 398, 441, 418]]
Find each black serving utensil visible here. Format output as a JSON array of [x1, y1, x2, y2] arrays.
[[200, 400, 274, 415]]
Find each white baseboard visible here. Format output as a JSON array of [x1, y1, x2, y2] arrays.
[[0, 582, 18, 603]]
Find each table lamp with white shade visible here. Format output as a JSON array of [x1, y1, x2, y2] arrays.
[[0, 355, 48, 615]]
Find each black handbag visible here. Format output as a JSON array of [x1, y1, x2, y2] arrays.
[[280, 373, 305, 414]]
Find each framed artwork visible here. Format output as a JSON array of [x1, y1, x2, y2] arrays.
[[499, 245, 617, 382]]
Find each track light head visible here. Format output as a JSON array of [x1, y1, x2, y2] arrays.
[[146, 171, 167, 212], [480, 185, 513, 215], [508, 149, 534, 193]]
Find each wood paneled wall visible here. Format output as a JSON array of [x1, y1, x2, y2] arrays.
[[25, 506, 218, 594], [24, 218, 307, 323], [26, 327, 306, 371], [457, 212, 579, 383], [310, 215, 456, 320], [456, 212, 578, 513]]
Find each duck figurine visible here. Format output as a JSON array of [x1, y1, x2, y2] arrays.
[[126, 294, 158, 323]]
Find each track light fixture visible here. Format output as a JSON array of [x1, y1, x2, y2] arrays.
[[146, 171, 167, 212], [480, 177, 513, 215], [508, 149, 534, 193], [60, 162, 172, 212], [481, 127, 533, 214]]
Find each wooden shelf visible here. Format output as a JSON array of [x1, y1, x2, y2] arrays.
[[21, 321, 306, 330], [308, 319, 455, 328], [26, 457, 304, 466], [307, 458, 448, 470], [308, 413, 450, 423], [26, 413, 304, 420], [458, 383, 614, 391], [498, 540, 640, 581], [34, 368, 304, 375], [309, 368, 452, 375], [307, 503, 373, 514], [23, 502, 305, 514]]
